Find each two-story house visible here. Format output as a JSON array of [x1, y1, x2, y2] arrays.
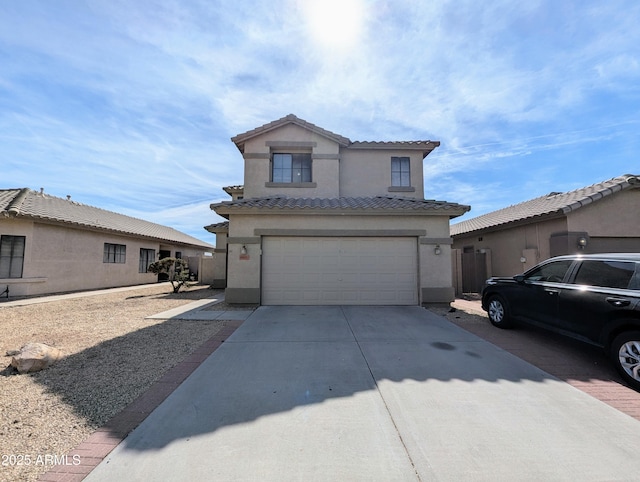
[[208, 114, 469, 305]]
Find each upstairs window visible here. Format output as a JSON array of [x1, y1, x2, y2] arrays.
[[391, 157, 411, 187], [0, 235, 25, 278], [272, 153, 312, 183], [104, 243, 126, 264]]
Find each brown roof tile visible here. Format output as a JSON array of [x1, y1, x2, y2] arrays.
[[212, 196, 469, 218], [451, 174, 640, 236], [1, 188, 214, 248]]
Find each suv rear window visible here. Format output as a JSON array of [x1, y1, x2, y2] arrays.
[[573, 260, 636, 289]]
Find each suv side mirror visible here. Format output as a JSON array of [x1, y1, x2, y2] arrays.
[[514, 275, 525, 283]]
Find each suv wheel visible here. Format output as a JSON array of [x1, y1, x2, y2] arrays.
[[487, 295, 513, 329], [611, 331, 640, 391]]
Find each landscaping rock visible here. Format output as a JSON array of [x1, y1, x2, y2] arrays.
[[10, 343, 63, 374]]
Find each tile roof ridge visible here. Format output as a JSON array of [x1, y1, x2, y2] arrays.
[[6, 187, 30, 215]]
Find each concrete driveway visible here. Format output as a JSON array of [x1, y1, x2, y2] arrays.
[[85, 306, 640, 481]]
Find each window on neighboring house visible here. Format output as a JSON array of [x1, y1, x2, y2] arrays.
[[104, 243, 126, 263], [391, 157, 411, 187], [272, 153, 312, 183], [175, 251, 182, 259], [139, 248, 156, 273], [0, 235, 26, 278]]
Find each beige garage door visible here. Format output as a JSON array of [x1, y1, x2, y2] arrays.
[[262, 237, 418, 305]]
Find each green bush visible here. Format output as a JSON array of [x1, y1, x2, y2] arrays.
[[147, 257, 193, 293]]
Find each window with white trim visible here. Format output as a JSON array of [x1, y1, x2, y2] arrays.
[[0, 235, 25, 278], [391, 157, 411, 187], [272, 153, 312, 183]]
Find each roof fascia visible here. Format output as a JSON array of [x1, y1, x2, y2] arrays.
[[348, 141, 440, 159], [213, 205, 468, 218]]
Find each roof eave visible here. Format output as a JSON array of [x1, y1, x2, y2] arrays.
[[213, 206, 469, 217], [452, 210, 566, 237]]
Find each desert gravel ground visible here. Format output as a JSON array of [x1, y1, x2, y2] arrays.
[[0, 283, 244, 482]]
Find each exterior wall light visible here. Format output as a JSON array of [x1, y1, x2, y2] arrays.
[[240, 245, 248, 255], [434, 245, 441, 255], [577, 237, 588, 249]]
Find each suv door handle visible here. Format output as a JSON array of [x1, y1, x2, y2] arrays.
[[544, 289, 559, 295], [606, 297, 631, 307]]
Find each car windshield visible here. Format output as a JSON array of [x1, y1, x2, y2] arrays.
[[524, 260, 573, 283]]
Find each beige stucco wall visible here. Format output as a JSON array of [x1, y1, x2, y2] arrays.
[[240, 123, 428, 200], [452, 217, 568, 277], [567, 189, 640, 236], [339, 149, 425, 198], [242, 124, 341, 199], [0, 219, 209, 298], [224, 212, 454, 304], [211, 231, 228, 288]]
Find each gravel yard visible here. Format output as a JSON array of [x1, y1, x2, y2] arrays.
[[0, 283, 234, 482]]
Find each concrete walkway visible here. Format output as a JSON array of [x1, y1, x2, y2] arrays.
[[0, 283, 167, 307], [83, 305, 640, 481]]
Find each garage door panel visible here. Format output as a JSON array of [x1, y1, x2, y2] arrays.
[[262, 237, 418, 305]]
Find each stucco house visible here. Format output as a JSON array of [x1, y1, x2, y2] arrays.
[[207, 114, 469, 305], [451, 174, 640, 293], [1, 188, 214, 298]]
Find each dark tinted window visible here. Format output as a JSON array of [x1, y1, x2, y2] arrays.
[[525, 260, 573, 283], [573, 260, 636, 289]]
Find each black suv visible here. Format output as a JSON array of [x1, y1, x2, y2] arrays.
[[481, 253, 640, 390]]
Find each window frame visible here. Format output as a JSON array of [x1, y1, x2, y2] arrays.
[[0, 235, 26, 278], [103, 243, 126, 264], [391, 156, 411, 187], [271, 152, 312, 183]]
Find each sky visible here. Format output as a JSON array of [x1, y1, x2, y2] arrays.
[[2, 0, 639, 245]]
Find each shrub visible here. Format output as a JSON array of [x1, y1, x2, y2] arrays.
[[147, 257, 193, 293]]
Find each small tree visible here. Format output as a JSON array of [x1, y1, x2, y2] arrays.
[[147, 257, 192, 293]]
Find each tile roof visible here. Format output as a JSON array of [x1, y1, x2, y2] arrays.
[[231, 114, 351, 151], [230, 114, 440, 158], [451, 174, 640, 236], [212, 196, 470, 218], [349, 141, 440, 158], [204, 221, 229, 233], [1, 188, 214, 248]]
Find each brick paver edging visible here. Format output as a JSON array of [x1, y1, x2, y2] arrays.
[[38, 320, 244, 482]]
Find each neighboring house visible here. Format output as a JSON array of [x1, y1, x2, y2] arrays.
[[451, 174, 640, 293], [207, 114, 469, 305], [1, 188, 214, 298]]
